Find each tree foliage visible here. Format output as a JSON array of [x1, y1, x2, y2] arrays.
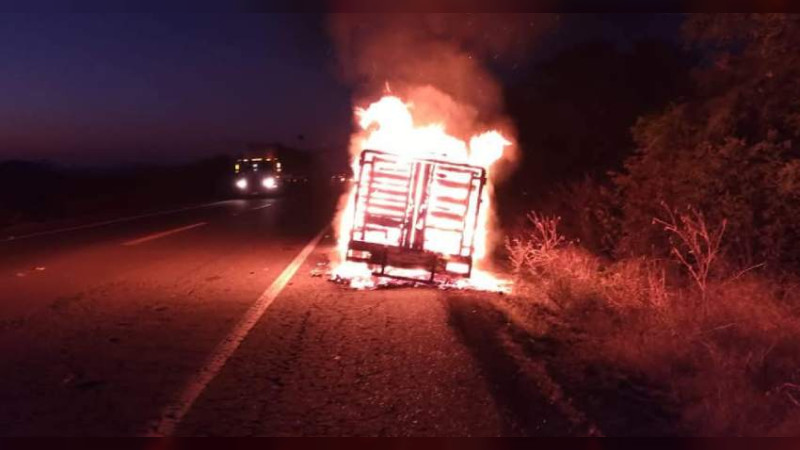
[[615, 14, 800, 269]]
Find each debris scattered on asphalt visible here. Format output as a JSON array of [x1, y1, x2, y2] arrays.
[[327, 264, 511, 293], [310, 261, 329, 278]]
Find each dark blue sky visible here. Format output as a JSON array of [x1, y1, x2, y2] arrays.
[[0, 13, 681, 166], [0, 13, 352, 164]]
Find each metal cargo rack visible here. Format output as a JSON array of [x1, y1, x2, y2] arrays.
[[345, 149, 486, 282]]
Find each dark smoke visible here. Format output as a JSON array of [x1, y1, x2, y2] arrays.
[[328, 13, 556, 143]]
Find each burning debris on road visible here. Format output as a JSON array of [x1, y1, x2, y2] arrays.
[[328, 260, 511, 294], [312, 256, 511, 293]]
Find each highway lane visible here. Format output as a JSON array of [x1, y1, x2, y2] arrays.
[[0, 199, 275, 320], [0, 190, 571, 436], [0, 194, 329, 435]]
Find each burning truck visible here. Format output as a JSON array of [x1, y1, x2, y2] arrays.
[[333, 94, 512, 291], [345, 149, 486, 280]]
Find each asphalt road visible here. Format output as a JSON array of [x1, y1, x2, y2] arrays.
[[0, 191, 572, 436]]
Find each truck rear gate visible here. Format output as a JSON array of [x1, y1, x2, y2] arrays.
[[346, 149, 486, 281]]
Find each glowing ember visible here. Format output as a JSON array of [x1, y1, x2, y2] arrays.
[[330, 263, 511, 294], [333, 92, 511, 292], [330, 261, 375, 290], [446, 269, 512, 294]]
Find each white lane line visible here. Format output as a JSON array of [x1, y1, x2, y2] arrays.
[[250, 203, 273, 211], [150, 227, 327, 436], [122, 222, 208, 246], [2, 200, 232, 243], [231, 202, 272, 216]]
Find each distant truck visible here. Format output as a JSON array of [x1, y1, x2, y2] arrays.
[[232, 156, 283, 195]]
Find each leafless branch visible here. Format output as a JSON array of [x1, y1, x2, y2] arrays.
[[653, 202, 727, 302]]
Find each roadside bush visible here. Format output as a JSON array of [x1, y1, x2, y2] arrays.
[[503, 209, 800, 435], [614, 14, 800, 269], [601, 276, 800, 435], [495, 14, 800, 435]]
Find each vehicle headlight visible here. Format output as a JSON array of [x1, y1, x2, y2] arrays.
[[236, 178, 248, 189], [262, 176, 277, 189]]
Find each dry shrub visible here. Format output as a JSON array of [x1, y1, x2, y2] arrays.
[[506, 212, 603, 311], [506, 212, 565, 275], [505, 209, 800, 435], [600, 257, 671, 310], [653, 203, 727, 302], [566, 273, 800, 435]]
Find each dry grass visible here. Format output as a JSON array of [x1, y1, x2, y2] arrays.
[[503, 211, 800, 435]]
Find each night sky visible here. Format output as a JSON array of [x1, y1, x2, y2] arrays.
[[0, 13, 680, 166], [0, 13, 352, 165]]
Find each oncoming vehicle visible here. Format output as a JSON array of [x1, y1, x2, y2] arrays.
[[233, 157, 283, 195]]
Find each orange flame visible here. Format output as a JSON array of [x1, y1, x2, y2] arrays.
[[333, 93, 511, 293]]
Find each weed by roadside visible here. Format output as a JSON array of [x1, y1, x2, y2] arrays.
[[497, 211, 800, 435]]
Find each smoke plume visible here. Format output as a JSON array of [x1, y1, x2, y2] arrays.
[[328, 13, 555, 168], [327, 13, 555, 263]]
